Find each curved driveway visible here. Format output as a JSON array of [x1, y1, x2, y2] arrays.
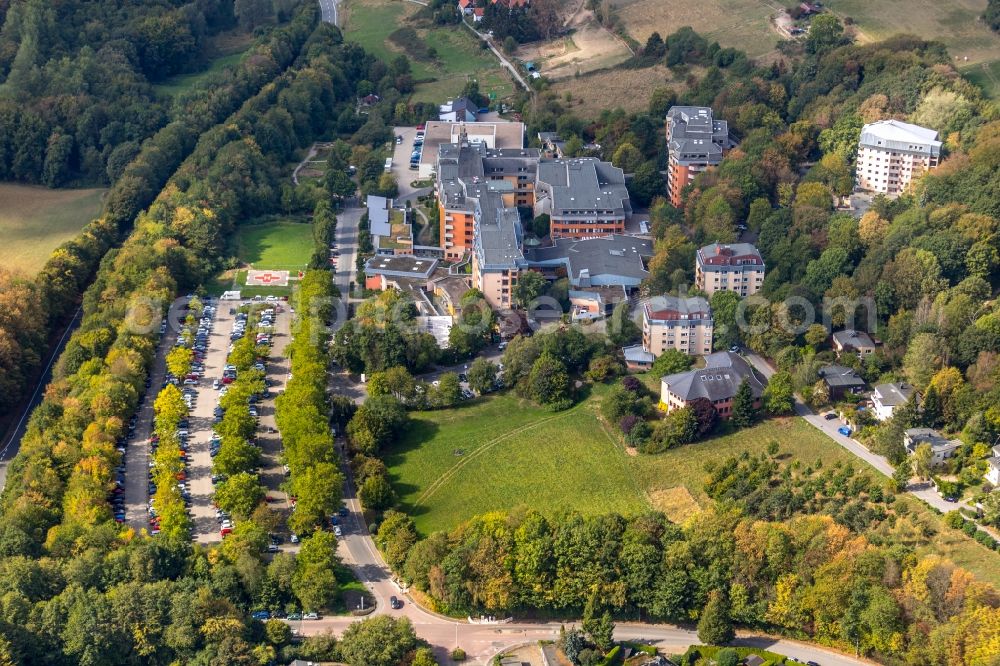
[[294, 454, 872, 666]]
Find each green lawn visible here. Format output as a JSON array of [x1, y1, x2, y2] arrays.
[[0, 184, 106, 275], [385, 387, 1000, 586], [385, 392, 647, 535], [962, 59, 1000, 100], [205, 220, 315, 297], [235, 220, 315, 269], [153, 30, 255, 98], [343, 0, 514, 104]]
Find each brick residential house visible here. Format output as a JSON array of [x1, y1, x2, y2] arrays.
[[659, 351, 765, 419]]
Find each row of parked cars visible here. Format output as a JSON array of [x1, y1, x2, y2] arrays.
[[147, 298, 218, 535], [214, 307, 278, 537], [406, 129, 424, 170]]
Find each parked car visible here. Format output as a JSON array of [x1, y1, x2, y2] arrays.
[[837, 425, 852, 436], [251, 611, 270, 620], [303, 612, 320, 620]]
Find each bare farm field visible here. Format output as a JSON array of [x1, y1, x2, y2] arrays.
[[550, 64, 694, 116], [516, 12, 632, 80]]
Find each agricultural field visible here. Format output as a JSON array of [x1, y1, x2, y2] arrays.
[[342, 0, 514, 104], [153, 30, 255, 98], [550, 63, 693, 116], [612, 0, 783, 59], [822, 0, 999, 67], [386, 389, 1000, 587], [612, 0, 1000, 82], [0, 184, 105, 276]]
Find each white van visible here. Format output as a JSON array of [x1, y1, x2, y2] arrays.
[[384, 157, 393, 172]]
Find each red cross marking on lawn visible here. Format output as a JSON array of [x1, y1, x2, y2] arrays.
[[256, 273, 281, 284]]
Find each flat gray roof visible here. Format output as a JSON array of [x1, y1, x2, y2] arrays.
[[364, 255, 438, 279], [527, 235, 653, 282]]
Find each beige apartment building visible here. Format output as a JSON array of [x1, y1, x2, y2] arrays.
[[855, 120, 941, 196], [695, 242, 765, 297], [642, 295, 714, 356]]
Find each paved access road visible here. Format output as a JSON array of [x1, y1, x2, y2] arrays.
[[318, 0, 339, 25], [125, 322, 177, 533], [297, 489, 872, 666], [0, 308, 83, 491], [293, 384, 870, 666], [742, 350, 975, 515]]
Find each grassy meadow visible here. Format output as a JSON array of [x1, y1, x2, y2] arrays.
[[343, 0, 514, 104], [385, 386, 1000, 587], [0, 184, 105, 275]]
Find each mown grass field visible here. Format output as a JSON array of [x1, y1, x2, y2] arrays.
[[385, 392, 647, 535], [236, 220, 315, 269], [154, 30, 255, 98], [386, 387, 1000, 587], [0, 184, 105, 276], [207, 220, 314, 297], [343, 0, 514, 104]]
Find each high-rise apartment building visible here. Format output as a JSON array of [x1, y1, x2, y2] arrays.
[[665, 106, 731, 207], [855, 120, 941, 196]]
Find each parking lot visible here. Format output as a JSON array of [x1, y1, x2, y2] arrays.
[[389, 126, 430, 200], [187, 301, 235, 542], [119, 295, 293, 543]]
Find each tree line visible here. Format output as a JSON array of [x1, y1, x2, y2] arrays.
[[375, 501, 999, 665], [0, 0, 237, 186], [0, 17, 401, 663], [0, 4, 320, 420]]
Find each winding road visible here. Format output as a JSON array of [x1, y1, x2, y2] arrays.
[[741, 351, 981, 516], [298, 461, 872, 666]]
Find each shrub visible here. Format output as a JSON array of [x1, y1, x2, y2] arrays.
[[451, 647, 467, 661]]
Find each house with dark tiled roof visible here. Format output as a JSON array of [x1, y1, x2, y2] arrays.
[[818, 364, 866, 398], [904, 428, 961, 466], [660, 351, 765, 419], [872, 382, 914, 421]]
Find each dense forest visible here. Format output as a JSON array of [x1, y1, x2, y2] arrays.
[[0, 1, 433, 660], [0, 1, 314, 419]]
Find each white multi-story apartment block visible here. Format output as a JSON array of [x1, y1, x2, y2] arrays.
[[855, 120, 941, 196], [641, 295, 714, 357], [695, 242, 765, 298]]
